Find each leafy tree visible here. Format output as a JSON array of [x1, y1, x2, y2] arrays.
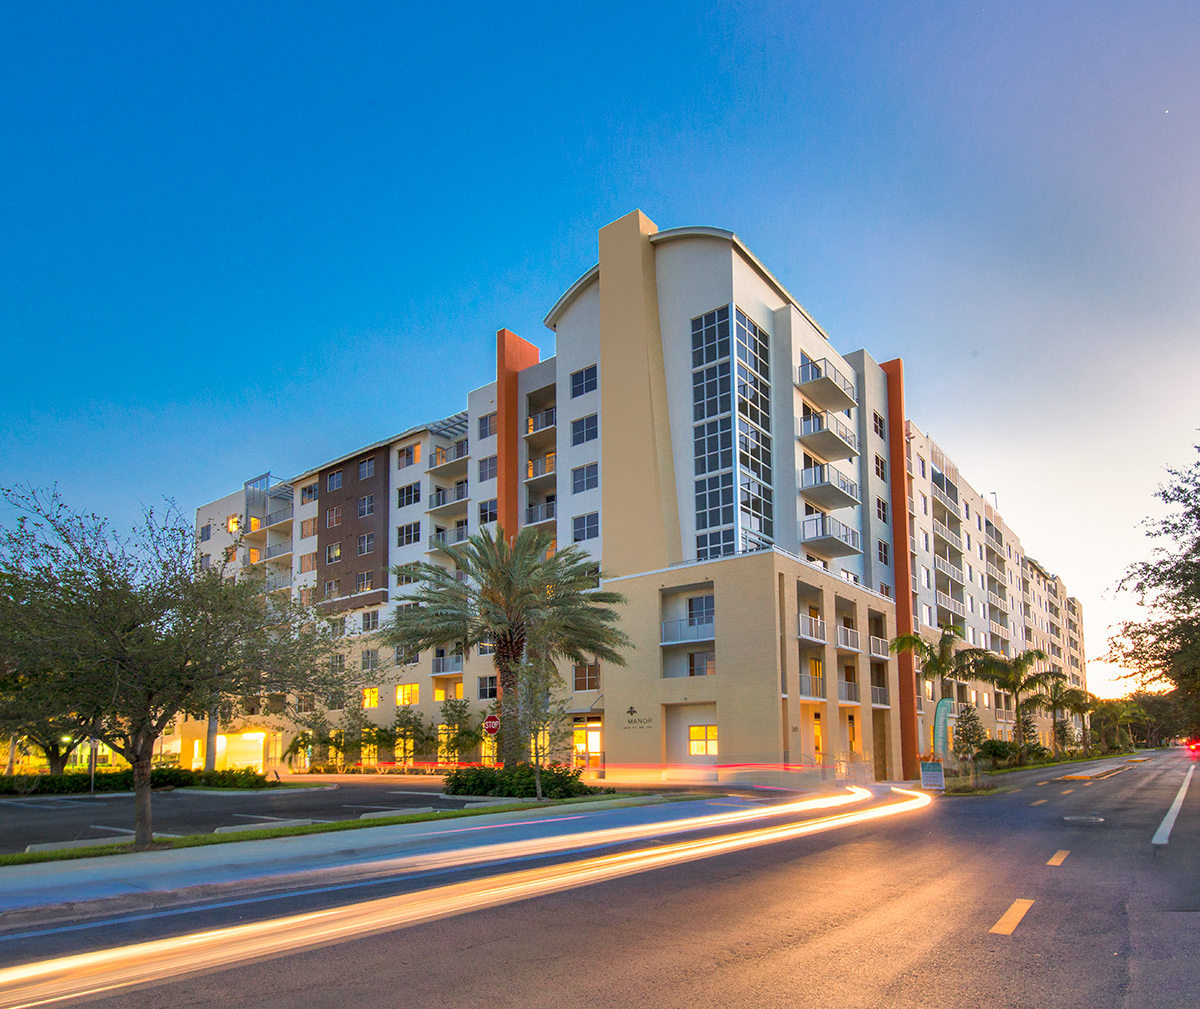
[[394, 704, 436, 767], [437, 697, 481, 763], [381, 526, 630, 767], [1043, 678, 1086, 756], [1109, 446, 1200, 693], [952, 704, 986, 786], [518, 650, 574, 800], [971, 648, 1057, 764], [0, 487, 347, 848], [1065, 689, 1097, 751], [890, 626, 989, 725]]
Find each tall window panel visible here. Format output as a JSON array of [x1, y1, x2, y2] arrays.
[[691, 306, 735, 560], [734, 308, 773, 548]]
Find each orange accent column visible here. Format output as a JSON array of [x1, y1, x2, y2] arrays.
[[496, 328, 541, 544], [881, 358, 919, 779]]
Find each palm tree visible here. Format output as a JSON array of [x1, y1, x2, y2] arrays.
[[1043, 678, 1083, 755], [381, 526, 630, 768], [972, 649, 1056, 763], [890, 625, 989, 706]]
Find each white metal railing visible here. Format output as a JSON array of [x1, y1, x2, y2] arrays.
[[932, 519, 962, 551], [265, 504, 293, 526], [796, 358, 857, 403], [869, 635, 890, 659], [838, 679, 860, 702], [432, 655, 463, 674], [527, 407, 556, 434], [431, 484, 469, 508], [430, 441, 469, 468], [265, 572, 292, 592], [836, 626, 861, 650], [526, 501, 556, 524], [527, 455, 556, 479], [991, 620, 1009, 638], [986, 562, 1005, 582], [265, 540, 292, 559], [429, 527, 469, 550], [799, 464, 859, 503], [988, 591, 1007, 611], [798, 614, 827, 642], [930, 483, 958, 514], [801, 514, 861, 552], [871, 685, 890, 706], [798, 673, 825, 698], [661, 618, 715, 643], [936, 591, 966, 617], [797, 412, 859, 453], [934, 555, 964, 583]]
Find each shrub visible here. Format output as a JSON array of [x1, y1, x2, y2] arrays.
[[0, 766, 273, 795], [443, 763, 603, 799], [977, 739, 1015, 770]]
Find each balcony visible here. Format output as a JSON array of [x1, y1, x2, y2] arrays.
[[988, 591, 1008, 612], [869, 635, 890, 659], [836, 626, 861, 651], [934, 555, 964, 584], [801, 514, 862, 558], [838, 679, 860, 703], [429, 441, 469, 477], [526, 407, 556, 435], [936, 591, 966, 618], [871, 684, 890, 706], [265, 572, 292, 593], [795, 358, 857, 412], [797, 412, 859, 461], [986, 562, 1005, 583], [986, 524, 1004, 548], [265, 540, 293, 560], [661, 618, 715, 645], [526, 454, 557, 492], [429, 484, 469, 513], [432, 655, 463, 674], [799, 465, 859, 511], [930, 483, 958, 515], [932, 519, 962, 552], [798, 614, 827, 643], [526, 501, 556, 526], [429, 527, 469, 552], [798, 673, 825, 699], [265, 504, 293, 527]]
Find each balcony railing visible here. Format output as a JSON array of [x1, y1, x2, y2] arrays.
[[801, 514, 862, 553], [936, 591, 966, 618], [799, 464, 860, 507], [986, 524, 1004, 547], [798, 411, 859, 455], [932, 519, 962, 551], [871, 685, 890, 706], [836, 626, 861, 651], [838, 679, 860, 702], [796, 358, 857, 409], [430, 441, 469, 468], [869, 635, 890, 659], [265, 572, 292, 592], [431, 484, 469, 508], [798, 673, 825, 698], [990, 620, 1010, 639], [265, 504, 293, 527], [526, 501, 556, 524], [930, 483, 958, 515], [527, 407, 556, 434], [798, 614, 827, 642], [661, 618, 715, 644], [432, 655, 463, 674], [265, 540, 293, 560], [986, 562, 1005, 582], [429, 527, 469, 550], [988, 591, 1007, 612], [527, 455, 556, 479], [934, 555, 964, 583]]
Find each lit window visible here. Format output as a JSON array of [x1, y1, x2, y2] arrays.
[[397, 444, 419, 469], [226, 514, 240, 534], [396, 683, 419, 705], [571, 365, 598, 398], [688, 724, 718, 756], [356, 571, 373, 593], [325, 543, 342, 564], [327, 472, 342, 492], [478, 638, 495, 655], [358, 458, 375, 480], [362, 686, 379, 707]]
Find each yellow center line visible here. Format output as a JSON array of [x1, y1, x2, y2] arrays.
[[1047, 850, 1069, 866], [1037, 781, 1049, 786], [990, 898, 1035, 935], [1031, 799, 1047, 806], [1084, 782, 1094, 786], [1061, 789, 1074, 795]]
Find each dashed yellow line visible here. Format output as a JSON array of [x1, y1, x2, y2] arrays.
[[1061, 789, 1074, 795], [990, 899, 1035, 935], [1047, 850, 1069, 866], [1084, 782, 1094, 786], [1031, 799, 1047, 806], [1037, 781, 1050, 786]]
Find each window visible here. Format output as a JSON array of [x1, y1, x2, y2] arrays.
[[921, 530, 930, 552], [361, 610, 379, 633], [329, 653, 345, 674], [479, 499, 498, 524], [688, 725, 718, 756], [199, 523, 211, 542], [574, 663, 600, 691], [326, 505, 342, 528], [477, 637, 495, 655], [572, 512, 599, 542], [323, 579, 341, 599], [478, 456, 498, 482], [688, 595, 715, 626], [878, 541, 890, 566], [478, 675, 498, 700], [358, 458, 375, 480], [327, 472, 343, 492], [300, 483, 318, 504], [922, 566, 931, 589], [922, 603, 933, 626], [875, 455, 887, 481], [873, 411, 885, 438], [397, 521, 420, 547], [396, 683, 419, 705], [358, 494, 374, 517], [478, 412, 497, 440], [918, 457, 927, 478], [325, 543, 342, 564], [920, 493, 928, 516], [876, 498, 888, 523], [357, 532, 374, 555], [964, 502, 971, 519], [689, 652, 715, 677], [571, 414, 598, 445], [395, 564, 418, 586], [300, 552, 318, 573], [199, 554, 211, 570], [362, 685, 379, 707], [226, 514, 240, 534], [570, 463, 599, 494], [300, 517, 318, 539], [571, 365, 597, 398], [356, 571, 374, 593], [397, 482, 420, 508], [397, 444, 419, 469]]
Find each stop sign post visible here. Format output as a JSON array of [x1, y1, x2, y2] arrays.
[[483, 713, 500, 736]]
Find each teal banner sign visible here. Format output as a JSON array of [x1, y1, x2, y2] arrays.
[[933, 697, 953, 758]]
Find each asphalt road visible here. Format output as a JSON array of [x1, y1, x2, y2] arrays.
[[3, 750, 1198, 1008], [0, 776, 473, 853]]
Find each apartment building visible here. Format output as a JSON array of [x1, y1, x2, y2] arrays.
[[185, 209, 1086, 781]]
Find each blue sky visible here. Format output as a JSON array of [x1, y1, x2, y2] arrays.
[[2, 2, 1198, 695]]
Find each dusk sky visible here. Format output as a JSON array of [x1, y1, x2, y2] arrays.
[[2, 3, 1197, 697]]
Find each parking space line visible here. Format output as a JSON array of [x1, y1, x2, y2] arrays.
[[990, 899, 1035, 935], [1031, 799, 1047, 806], [1047, 850, 1069, 866], [1152, 766, 1194, 846]]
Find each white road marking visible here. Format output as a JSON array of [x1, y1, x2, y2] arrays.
[[1151, 765, 1194, 846]]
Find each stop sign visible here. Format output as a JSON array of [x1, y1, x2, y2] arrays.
[[483, 714, 500, 736]]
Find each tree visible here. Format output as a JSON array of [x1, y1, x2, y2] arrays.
[[381, 526, 630, 767], [0, 487, 347, 848], [1065, 689, 1097, 751], [971, 648, 1057, 764], [518, 649, 574, 800], [952, 704, 986, 787], [1043, 678, 1085, 756], [1109, 446, 1200, 693], [394, 704, 436, 768], [890, 626, 989, 719]]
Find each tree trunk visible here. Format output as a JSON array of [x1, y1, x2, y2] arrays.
[[204, 705, 219, 772], [5, 736, 17, 775], [132, 755, 155, 850], [48, 749, 67, 775], [495, 641, 525, 768]]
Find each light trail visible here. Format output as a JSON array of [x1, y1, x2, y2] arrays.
[[0, 788, 930, 1009]]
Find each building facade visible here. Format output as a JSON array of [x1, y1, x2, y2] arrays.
[[186, 210, 1087, 781]]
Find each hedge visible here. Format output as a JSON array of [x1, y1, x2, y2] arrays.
[[442, 763, 605, 799], [0, 767, 275, 795]]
